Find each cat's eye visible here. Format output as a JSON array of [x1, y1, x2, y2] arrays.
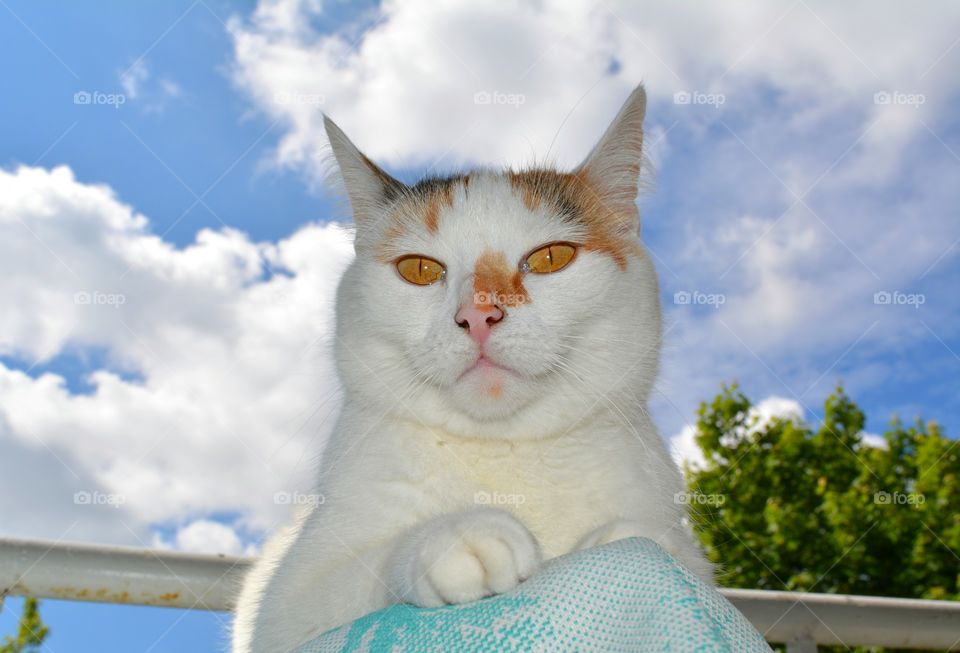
[[396, 255, 446, 285], [523, 242, 578, 274]]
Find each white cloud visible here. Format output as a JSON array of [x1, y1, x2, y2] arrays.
[[669, 424, 707, 471], [669, 397, 890, 472], [3, 0, 958, 551], [750, 396, 805, 430], [153, 519, 257, 556], [669, 395, 805, 470], [118, 60, 183, 111], [227, 0, 960, 174], [859, 432, 887, 449], [120, 60, 149, 100], [228, 0, 960, 441], [159, 78, 183, 99], [0, 164, 354, 546]]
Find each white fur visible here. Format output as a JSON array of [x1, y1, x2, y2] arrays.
[[232, 86, 711, 653]]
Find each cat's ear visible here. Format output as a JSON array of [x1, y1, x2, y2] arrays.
[[324, 115, 406, 230], [574, 85, 647, 227]]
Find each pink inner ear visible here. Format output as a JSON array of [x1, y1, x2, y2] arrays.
[[574, 85, 646, 213]]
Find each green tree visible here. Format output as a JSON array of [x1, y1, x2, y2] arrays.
[[686, 384, 959, 606], [0, 598, 49, 653]]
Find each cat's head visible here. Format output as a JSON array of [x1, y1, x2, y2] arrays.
[[327, 86, 661, 440]]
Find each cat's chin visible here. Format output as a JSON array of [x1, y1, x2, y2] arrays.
[[447, 363, 534, 423], [456, 355, 516, 383]]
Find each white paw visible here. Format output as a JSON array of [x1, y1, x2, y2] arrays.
[[574, 518, 645, 550], [390, 508, 541, 607]]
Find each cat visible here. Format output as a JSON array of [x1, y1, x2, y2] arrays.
[[231, 85, 712, 653]]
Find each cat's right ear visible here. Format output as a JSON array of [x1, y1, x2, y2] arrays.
[[323, 116, 406, 233]]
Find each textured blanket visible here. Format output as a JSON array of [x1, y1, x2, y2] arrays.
[[293, 537, 772, 652]]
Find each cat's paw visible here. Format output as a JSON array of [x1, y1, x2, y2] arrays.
[[389, 508, 541, 607], [574, 518, 646, 550]]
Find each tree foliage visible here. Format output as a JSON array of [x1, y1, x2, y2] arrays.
[[1, 598, 49, 653], [687, 384, 960, 601]]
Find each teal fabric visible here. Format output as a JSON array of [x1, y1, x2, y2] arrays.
[[293, 537, 772, 652]]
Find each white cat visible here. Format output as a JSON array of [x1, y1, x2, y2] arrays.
[[232, 85, 712, 653]]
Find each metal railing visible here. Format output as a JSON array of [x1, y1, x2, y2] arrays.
[[1, 537, 958, 651]]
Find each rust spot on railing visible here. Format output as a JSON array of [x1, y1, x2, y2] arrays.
[[42, 586, 178, 605]]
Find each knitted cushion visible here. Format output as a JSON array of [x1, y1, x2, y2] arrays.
[[293, 537, 772, 653]]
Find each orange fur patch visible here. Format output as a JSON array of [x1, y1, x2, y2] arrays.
[[474, 250, 529, 308], [423, 184, 453, 233], [376, 178, 461, 261], [375, 170, 638, 269], [508, 170, 640, 269]]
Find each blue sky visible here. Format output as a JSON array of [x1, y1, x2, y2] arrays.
[[2, 2, 282, 649], [0, 0, 325, 246], [1, 1, 958, 651]]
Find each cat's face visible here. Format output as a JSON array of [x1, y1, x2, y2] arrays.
[[329, 87, 661, 439]]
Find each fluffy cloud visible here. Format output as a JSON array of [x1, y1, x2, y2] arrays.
[[228, 0, 960, 173], [669, 396, 804, 470], [227, 0, 960, 442], [118, 59, 183, 112], [3, 0, 958, 553], [120, 60, 149, 100], [153, 519, 258, 556], [669, 396, 889, 470], [0, 164, 353, 548]]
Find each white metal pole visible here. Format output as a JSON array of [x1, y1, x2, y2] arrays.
[[3, 536, 960, 650], [0, 537, 251, 611]]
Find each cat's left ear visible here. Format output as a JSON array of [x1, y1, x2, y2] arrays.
[[574, 85, 647, 233], [324, 115, 407, 240]]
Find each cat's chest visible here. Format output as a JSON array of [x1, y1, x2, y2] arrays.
[[418, 434, 630, 552]]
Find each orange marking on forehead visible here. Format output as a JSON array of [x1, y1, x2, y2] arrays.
[[507, 171, 545, 212], [474, 250, 529, 308], [375, 178, 459, 260], [423, 187, 452, 233], [507, 169, 639, 270]]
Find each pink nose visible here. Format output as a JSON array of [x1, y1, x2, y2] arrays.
[[455, 303, 504, 345]]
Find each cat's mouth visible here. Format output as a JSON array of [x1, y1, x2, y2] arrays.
[[456, 354, 516, 382]]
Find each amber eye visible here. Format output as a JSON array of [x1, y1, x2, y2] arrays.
[[524, 242, 578, 274], [396, 255, 446, 285]]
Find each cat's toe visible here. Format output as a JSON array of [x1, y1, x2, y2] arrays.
[[400, 508, 542, 606]]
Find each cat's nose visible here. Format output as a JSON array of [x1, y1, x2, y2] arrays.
[[455, 303, 504, 345]]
